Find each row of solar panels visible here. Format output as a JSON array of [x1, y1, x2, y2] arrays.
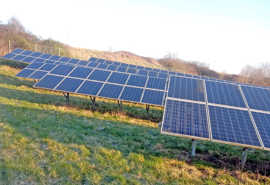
[[168, 76, 270, 112], [3, 48, 238, 83], [3, 48, 170, 79], [16, 62, 167, 106], [162, 76, 270, 150]]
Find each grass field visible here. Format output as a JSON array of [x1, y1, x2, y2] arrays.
[[0, 59, 270, 185]]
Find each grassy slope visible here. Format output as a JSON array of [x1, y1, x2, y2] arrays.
[[0, 60, 270, 184]]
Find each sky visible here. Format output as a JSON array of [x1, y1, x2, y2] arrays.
[[1, 0, 270, 74]]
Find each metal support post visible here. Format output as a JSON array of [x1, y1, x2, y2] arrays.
[[191, 139, 197, 157], [146, 105, 150, 113], [90, 96, 96, 105], [241, 148, 248, 169], [63, 93, 70, 105], [117, 100, 122, 110]]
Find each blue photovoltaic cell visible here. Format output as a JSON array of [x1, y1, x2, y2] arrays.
[[3, 53, 15, 59], [88, 62, 99, 67], [148, 71, 158, 77], [33, 58, 45, 63], [158, 73, 168, 79], [69, 67, 92, 78], [77, 81, 103, 95], [209, 106, 260, 146], [68, 59, 79, 64], [127, 68, 137, 74], [56, 78, 83, 92], [49, 55, 61, 61], [146, 77, 166, 90], [241, 86, 270, 111], [252, 112, 270, 148], [22, 50, 32, 55], [22, 56, 35, 63], [107, 72, 129, 84], [27, 62, 44, 69], [97, 63, 108, 69], [108, 65, 117, 71], [88, 69, 111, 81], [78, 60, 88, 66], [162, 100, 209, 138], [127, 75, 147, 87], [98, 84, 123, 99], [59, 57, 70, 62], [12, 48, 24, 54], [13, 55, 25, 61], [141, 89, 164, 105], [29, 71, 48, 79], [168, 76, 205, 102], [34, 75, 64, 89], [117, 66, 127, 72], [138, 70, 147, 75], [206, 81, 246, 108], [120, 86, 143, 102], [40, 64, 56, 71], [120, 63, 128, 67], [50, 64, 74, 76], [137, 66, 144, 69], [16, 68, 35, 78], [31, 52, 42, 57], [40, 53, 51, 59], [89, 58, 98, 62]]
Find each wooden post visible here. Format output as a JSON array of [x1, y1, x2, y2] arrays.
[[146, 105, 150, 113], [118, 100, 122, 110], [64, 93, 70, 105]]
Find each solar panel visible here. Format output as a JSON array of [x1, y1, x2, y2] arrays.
[[40, 64, 57, 71], [252, 112, 270, 149], [168, 76, 205, 102], [78, 60, 89, 66], [31, 52, 42, 57], [56, 78, 84, 92], [241, 86, 270, 111], [161, 99, 209, 139], [146, 77, 166, 90], [34, 75, 64, 89], [22, 50, 32, 55], [13, 55, 25, 61], [16, 68, 35, 78], [209, 106, 261, 147], [40, 53, 51, 59], [88, 69, 111, 81], [108, 65, 117, 71], [22, 56, 35, 63], [26, 62, 44, 69], [76, 81, 103, 96], [50, 64, 74, 76], [120, 86, 143, 102], [107, 72, 129, 84], [141, 89, 164, 106], [29, 71, 48, 79], [127, 75, 147, 87], [98, 84, 123, 99], [69, 67, 92, 78], [117, 66, 127, 72], [206, 81, 246, 108], [3, 53, 15, 59]]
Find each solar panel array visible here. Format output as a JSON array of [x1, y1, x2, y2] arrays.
[[162, 75, 270, 151], [4, 48, 270, 151], [5, 49, 167, 106]]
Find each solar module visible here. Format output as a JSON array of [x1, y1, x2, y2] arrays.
[[16, 68, 35, 78], [69, 67, 92, 79], [141, 89, 164, 106], [241, 86, 270, 111], [252, 112, 270, 149], [120, 86, 143, 102], [146, 77, 166, 90], [34, 75, 64, 89], [56, 78, 84, 92], [99, 84, 123, 99], [127, 75, 147, 87], [88, 69, 111, 81], [107, 72, 129, 84], [161, 99, 209, 139], [206, 81, 246, 108], [209, 106, 261, 147], [29, 71, 48, 80], [168, 76, 205, 102], [50, 64, 74, 76], [76, 81, 103, 96]]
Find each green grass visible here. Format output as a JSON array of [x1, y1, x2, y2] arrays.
[[0, 59, 270, 184]]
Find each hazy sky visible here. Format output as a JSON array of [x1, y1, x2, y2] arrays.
[[1, 0, 270, 74]]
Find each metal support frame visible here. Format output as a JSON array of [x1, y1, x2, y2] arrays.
[[241, 148, 248, 169], [90, 96, 96, 105], [191, 139, 197, 157], [146, 104, 150, 113], [117, 100, 123, 110], [63, 92, 70, 105]]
